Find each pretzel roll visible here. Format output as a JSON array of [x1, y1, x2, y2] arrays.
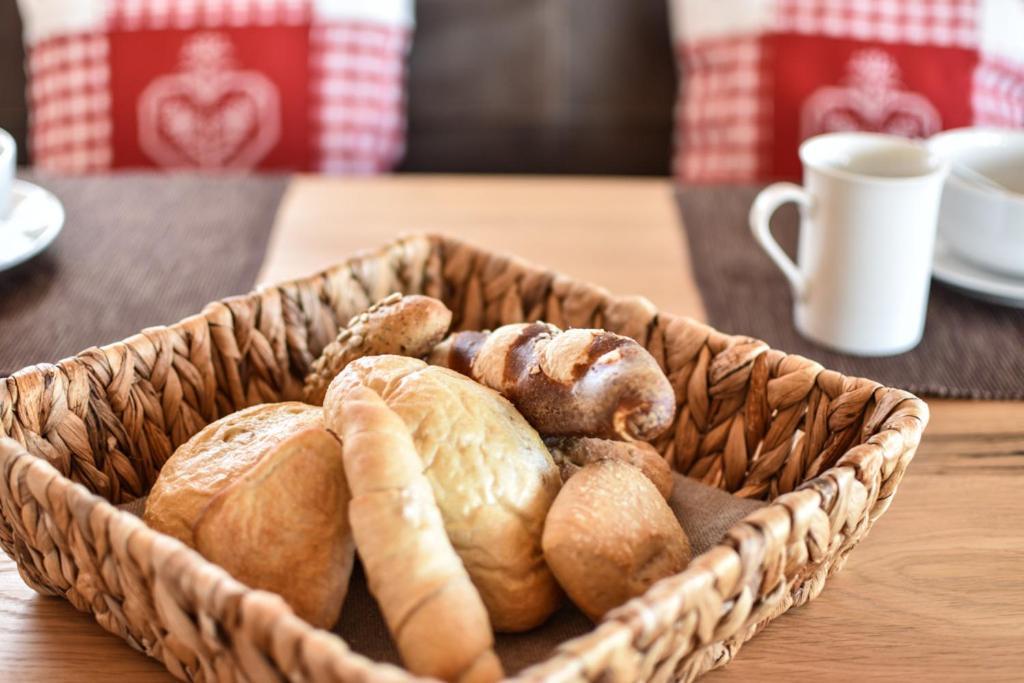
[[431, 323, 675, 442]]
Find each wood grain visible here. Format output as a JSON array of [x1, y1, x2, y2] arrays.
[[707, 424, 1024, 682], [258, 174, 705, 319], [2, 175, 1021, 682]]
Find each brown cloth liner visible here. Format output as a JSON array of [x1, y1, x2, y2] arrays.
[[121, 473, 764, 674], [677, 185, 1024, 400], [0, 172, 288, 376]]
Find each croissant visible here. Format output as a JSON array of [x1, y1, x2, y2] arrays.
[[326, 384, 502, 683]]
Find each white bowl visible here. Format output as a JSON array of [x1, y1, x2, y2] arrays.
[[0, 128, 15, 219], [928, 128, 1024, 278]]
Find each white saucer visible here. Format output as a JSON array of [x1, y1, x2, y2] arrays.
[[0, 179, 65, 272], [932, 236, 1024, 309]]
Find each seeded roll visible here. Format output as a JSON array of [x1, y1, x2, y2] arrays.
[[430, 323, 675, 442], [303, 293, 453, 405]]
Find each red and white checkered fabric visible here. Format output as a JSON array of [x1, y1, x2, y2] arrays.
[[775, 0, 978, 47], [18, 0, 412, 173], [974, 56, 1024, 126], [311, 21, 408, 173], [669, 0, 1024, 182], [27, 33, 112, 172]]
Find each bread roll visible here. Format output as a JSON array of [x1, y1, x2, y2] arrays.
[[546, 436, 674, 499], [328, 385, 502, 682], [542, 459, 691, 621], [144, 402, 322, 546], [144, 403, 354, 629], [326, 355, 562, 632], [430, 323, 675, 442], [303, 293, 452, 405], [193, 427, 352, 629]]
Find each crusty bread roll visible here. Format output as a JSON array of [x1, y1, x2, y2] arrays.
[[542, 459, 692, 621], [303, 293, 453, 405], [546, 436, 674, 499], [326, 355, 562, 632], [430, 323, 676, 442], [328, 385, 502, 683], [193, 427, 352, 629], [144, 402, 323, 546], [144, 402, 354, 629]]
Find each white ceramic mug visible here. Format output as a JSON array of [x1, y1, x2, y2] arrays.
[[750, 132, 949, 356], [0, 128, 14, 220]]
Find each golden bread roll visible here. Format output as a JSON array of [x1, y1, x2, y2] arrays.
[[144, 402, 322, 546], [430, 323, 675, 442], [546, 436, 674, 499], [192, 426, 352, 629], [303, 293, 453, 405], [542, 459, 692, 621], [329, 385, 502, 682], [327, 355, 562, 632]]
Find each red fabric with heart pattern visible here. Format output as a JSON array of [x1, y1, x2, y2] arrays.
[[669, 0, 1024, 183], [19, 0, 411, 174]]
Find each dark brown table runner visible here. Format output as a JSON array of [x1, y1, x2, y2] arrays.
[[0, 172, 288, 376], [678, 185, 1024, 400]]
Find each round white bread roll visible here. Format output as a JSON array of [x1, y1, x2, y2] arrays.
[[143, 402, 353, 629], [326, 355, 563, 632], [144, 402, 323, 546], [542, 459, 692, 621], [192, 426, 352, 630]]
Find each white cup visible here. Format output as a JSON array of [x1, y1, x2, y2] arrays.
[[0, 128, 14, 220], [750, 132, 949, 356]]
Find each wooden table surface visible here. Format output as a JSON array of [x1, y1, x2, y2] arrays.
[[1, 175, 1022, 682]]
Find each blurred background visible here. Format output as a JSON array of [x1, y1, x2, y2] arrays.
[[1, 0, 678, 174], [3, 1, 1021, 179]]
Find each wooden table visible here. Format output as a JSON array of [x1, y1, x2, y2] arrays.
[[2, 176, 1022, 681]]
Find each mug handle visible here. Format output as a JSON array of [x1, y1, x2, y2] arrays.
[[749, 182, 811, 301]]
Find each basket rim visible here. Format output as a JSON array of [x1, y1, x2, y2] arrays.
[[0, 233, 930, 682]]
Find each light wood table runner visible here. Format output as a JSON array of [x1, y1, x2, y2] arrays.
[[1, 175, 1021, 681]]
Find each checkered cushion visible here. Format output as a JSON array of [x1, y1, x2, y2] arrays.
[[17, 0, 412, 173], [668, 0, 1024, 182]]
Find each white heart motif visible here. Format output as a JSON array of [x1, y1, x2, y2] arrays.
[[801, 49, 942, 140], [137, 32, 281, 169]]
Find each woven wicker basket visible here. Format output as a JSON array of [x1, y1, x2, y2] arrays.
[[0, 234, 927, 682]]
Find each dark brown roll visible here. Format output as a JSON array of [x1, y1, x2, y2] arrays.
[[546, 436, 674, 499], [430, 322, 675, 442]]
